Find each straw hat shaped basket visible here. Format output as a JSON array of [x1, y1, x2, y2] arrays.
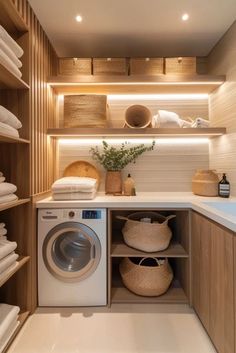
[[117, 212, 176, 252], [119, 257, 173, 297]]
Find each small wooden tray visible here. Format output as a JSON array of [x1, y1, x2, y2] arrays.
[[63, 161, 100, 184]]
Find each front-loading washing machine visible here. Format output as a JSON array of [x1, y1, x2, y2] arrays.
[[38, 208, 107, 306]]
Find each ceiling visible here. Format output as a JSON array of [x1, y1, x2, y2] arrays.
[[28, 0, 236, 58]]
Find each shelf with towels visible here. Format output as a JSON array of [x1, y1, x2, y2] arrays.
[[0, 256, 30, 288], [0, 62, 29, 89], [0, 132, 30, 144], [0, 199, 30, 212]]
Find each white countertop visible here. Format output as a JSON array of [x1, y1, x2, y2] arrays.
[[36, 192, 236, 232]]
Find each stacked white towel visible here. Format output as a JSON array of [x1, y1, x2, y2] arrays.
[[0, 105, 22, 138], [0, 25, 24, 78], [51, 177, 98, 200], [0, 223, 19, 283], [0, 175, 18, 204], [0, 304, 20, 352], [191, 117, 210, 128]]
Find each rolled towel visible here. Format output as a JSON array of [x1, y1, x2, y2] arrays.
[[52, 190, 97, 200], [0, 319, 19, 352], [0, 223, 5, 229], [0, 39, 22, 68], [0, 105, 22, 129], [0, 183, 17, 197], [191, 117, 210, 128], [0, 122, 19, 138], [0, 25, 24, 58], [51, 177, 98, 194], [0, 228, 7, 237], [0, 304, 20, 342], [0, 240, 17, 261], [0, 252, 19, 274], [0, 194, 18, 204], [0, 47, 22, 78]]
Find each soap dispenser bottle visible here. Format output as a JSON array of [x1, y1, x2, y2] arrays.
[[124, 174, 135, 196], [218, 173, 230, 198]]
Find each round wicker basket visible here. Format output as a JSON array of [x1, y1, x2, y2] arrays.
[[119, 257, 173, 297]]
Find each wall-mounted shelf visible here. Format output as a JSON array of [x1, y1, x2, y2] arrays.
[[0, 199, 30, 212], [0, 256, 30, 288], [0, 62, 29, 89], [0, 133, 30, 144], [47, 127, 226, 139], [0, 0, 29, 33], [48, 74, 225, 94]]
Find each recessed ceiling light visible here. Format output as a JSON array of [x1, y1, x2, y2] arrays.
[[75, 15, 83, 22], [182, 13, 189, 21]]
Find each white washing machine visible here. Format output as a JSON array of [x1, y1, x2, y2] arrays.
[[38, 208, 107, 306]]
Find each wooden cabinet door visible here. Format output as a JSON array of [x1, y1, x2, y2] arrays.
[[191, 212, 234, 353]]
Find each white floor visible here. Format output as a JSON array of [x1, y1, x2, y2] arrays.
[[8, 305, 216, 353]]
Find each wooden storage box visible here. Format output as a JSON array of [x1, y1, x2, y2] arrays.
[[130, 58, 164, 75], [64, 94, 108, 128], [93, 58, 128, 75], [59, 58, 92, 75], [165, 57, 196, 74]]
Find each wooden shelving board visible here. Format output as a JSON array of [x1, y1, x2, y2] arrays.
[[112, 280, 188, 304], [0, 256, 30, 288], [0, 198, 30, 212], [0, 0, 29, 33], [47, 127, 226, 138], [0, 62, 29, 89], [111, 241, 189, 258], [48, 74, 225, 94], [2, 311, 30, 353], [0, 133, 30, 144]]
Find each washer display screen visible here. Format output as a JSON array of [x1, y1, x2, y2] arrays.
[[82, 210, 101, 219]]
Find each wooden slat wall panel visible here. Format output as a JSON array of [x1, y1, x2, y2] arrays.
[[208, 21, 236, 196]]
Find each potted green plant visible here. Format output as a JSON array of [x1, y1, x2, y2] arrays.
[[90, 140, 155, 194]]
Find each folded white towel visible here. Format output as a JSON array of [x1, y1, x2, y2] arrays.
[[0, 240, 17, 261], [0, 39, 22, 68], [0, 47, 22, 78], [0, 25, 24, 58], [0, 105, 22, 129], [0, 223, 5, 229], [0, 177, 5, 184], [51, 177, 98, 194], [154, 110, 192, 128], [0, 252, 18, 274], [0, 122, 19, 138], [0, 228, 7, 237], [52, 190, 97, 200], [0, 319, 19, 352], [0, 304, 20, 341], [0, 194, 18, 204], [0, 183, 17, 197]]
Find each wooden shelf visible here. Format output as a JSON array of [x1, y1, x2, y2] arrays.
[[0, 0, 29, 33], [0, 198, 30, 212], [48, 74, 225, 94], [111, 241, 189, 258], [0, 133, 30, 144], [0, 256, 30, 288], [2, 311, 30, 353], [47, 127, 226, 138], [112, 280, 188, 304], [0, 62, 29, 89]]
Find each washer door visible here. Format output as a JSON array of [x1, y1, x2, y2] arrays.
[[43, 222, 101, 282]]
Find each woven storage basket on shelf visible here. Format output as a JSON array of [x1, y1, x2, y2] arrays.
[[117, 212, 176, 252], [93, 58, 128, 75], [59, 58, 92, 75], [165, 57, 196, 74], [130, 58, 164, 75], [119, 257, 173, 297], [64, 94, 108, 128]]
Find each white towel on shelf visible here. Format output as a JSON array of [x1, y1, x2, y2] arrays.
[[0, 183, 17, 197], [0, 105, 22, 129], [0, 228, 7, 237], [0, 122, 19, 138], [191, 117, 210, 128], [0, 194, 18, 205], [0, 252, 18, 274], [0, 319, 19, 353], [0, 304, 20, 341], [0, 240, 17, 261], [0, 25, 24, 58], [0, 39, 22, 68], [0, 48, 22, 78], [153, 110, 192, 128], [52, 190, 97, 200], [51, 177, 98, 194]]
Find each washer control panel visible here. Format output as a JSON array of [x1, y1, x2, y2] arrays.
[[82, 210, 102, 219], [40, 209, 104, 221]]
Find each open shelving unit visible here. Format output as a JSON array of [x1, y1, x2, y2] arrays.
[[0, 256, 30, 288], [0, 198, 30, 212]]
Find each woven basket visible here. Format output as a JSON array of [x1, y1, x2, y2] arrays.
[[119, 257, 173, 297], [64, 95, 108, 128], [192, 169, 219, 196], [117, 212, 175, 252]]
